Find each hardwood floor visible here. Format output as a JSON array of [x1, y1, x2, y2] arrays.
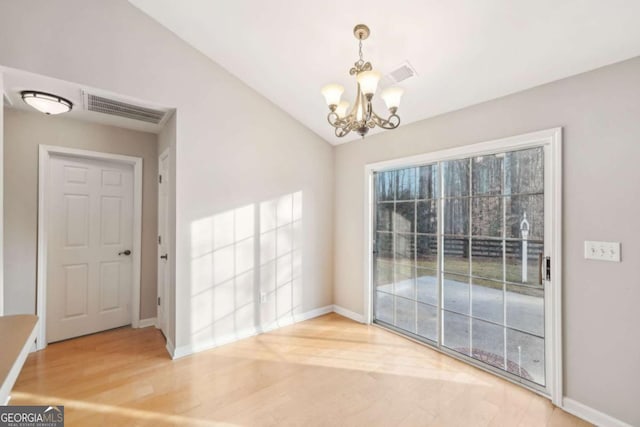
[[11, 314, 590, 426]]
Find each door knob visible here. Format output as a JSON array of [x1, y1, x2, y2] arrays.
[[119, 250, 132, 256], [160, 254, 168, 260]]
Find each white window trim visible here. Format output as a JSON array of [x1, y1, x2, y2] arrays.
[[362, 127, 562, 405], [36, 145, 144, 350]]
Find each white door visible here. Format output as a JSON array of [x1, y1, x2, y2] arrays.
[[157, 149, 170, 335], [47, 154, 134, 343]]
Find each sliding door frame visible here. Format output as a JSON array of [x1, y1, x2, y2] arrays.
[[363, 127, 562, 405]]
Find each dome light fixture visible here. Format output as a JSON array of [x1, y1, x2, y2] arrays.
[[321, 24, 404, 138], [21, 91, 73, 115]]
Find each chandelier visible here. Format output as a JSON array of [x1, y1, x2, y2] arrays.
[[321, 24, 404, 138]]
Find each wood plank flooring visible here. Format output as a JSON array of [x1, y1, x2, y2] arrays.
[[11, 313, 590, 426]]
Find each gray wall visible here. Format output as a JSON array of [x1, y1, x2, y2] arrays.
[[0, 0, 334, 351], [334, 56, 640, 425], [3, 109, 159, 319]]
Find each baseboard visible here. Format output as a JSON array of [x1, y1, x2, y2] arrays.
[[332, 305, 365, 323], [562, 398, 633, 427], [171, 305, 334, 359], [136, 317, 157, 328], [165, 337, 175, 358], [296, 305, 334, 322]]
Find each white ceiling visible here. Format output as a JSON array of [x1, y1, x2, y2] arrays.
[[2, 66, 172, 134], [130, 0, 640, 145]]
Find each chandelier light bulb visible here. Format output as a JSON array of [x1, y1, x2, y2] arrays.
[[321, 84, 344, 108], [381, 87, 404, 111], [356, 71, 381, 97], [335, 101, 350, 118]]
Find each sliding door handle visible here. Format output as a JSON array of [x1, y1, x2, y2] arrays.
[[538, 253, 543, 285]]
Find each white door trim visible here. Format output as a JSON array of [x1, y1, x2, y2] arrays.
[[156, 146, 170, 336], [363, 127, 563, 405], [37, 145, 143, 350]]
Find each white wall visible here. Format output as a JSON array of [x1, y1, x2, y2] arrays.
[[0, 0, 334, 353], [334, 56, 640, 426], [3, 109, 159, 319]]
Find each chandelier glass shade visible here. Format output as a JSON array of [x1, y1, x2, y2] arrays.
[[322, 24, 404, 138]]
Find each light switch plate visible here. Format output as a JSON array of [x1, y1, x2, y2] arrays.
[[584, 241, 621, 262]]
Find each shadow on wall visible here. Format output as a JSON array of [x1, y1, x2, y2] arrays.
[[189, 192, 303, 348]]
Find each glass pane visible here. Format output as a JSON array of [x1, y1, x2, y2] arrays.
[[375, 291, 393, 324], [443, 158, 470, 197], [376, 170, 395, 201], [471, 238, 503, 281], [418, 164, 438, 200], [505, 148, 543, 195], [443, 273, 469, 315], [375, 259, 394, 290], [396, 168, 417, 200], [396, 297, 416, 333], [471, 277, 503, 324], [376, 203, 394, 231], [416, 235, 437, 270], [417, 302, 437, 342], [506, 284, 544, 337], [472, 319, 505, 370], [376, 232, 393, 259], [472, 154, 503, 195], [505, 240, 544, 285], [471, 197, 502, 237], [395, 233, 414, 265], [443, 311, 470, 356], [443, 198, 469, 235], [507, 328, 545, 386], [394, 263, 415, 299], [443, 237, 469, 275], [505, 195, 543, 240], [417, 200, 437, 234], [416, 268, 437, 306], [394, 201, 415, 233]]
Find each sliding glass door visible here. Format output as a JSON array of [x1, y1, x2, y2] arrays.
[[373, 146, 548, 390]]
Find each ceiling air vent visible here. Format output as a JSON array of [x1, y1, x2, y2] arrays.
[[86, 93, 166, 124], [386, 61, 418, 83]]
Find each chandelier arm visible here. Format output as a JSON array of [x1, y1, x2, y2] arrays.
[[335, 126, 351, 138], [327, 112, 348, 128], [372, 112, 401, 130]]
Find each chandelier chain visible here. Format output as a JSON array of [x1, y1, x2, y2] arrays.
[[358, 39, 363, 62]]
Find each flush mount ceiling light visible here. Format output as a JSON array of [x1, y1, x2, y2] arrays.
[[21, 91, 73, 115], [321, 24, 404, 139]]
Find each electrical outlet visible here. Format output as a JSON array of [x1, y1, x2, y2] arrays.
[[260, 292, 267, 303], [584, 241, 621, 262]]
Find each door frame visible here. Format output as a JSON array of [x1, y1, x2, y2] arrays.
[[36, 144, 143, 350], [363, 127, 562, 405], [156, 146, 170, 335]]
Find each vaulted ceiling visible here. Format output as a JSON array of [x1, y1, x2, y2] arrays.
[[130, 0, 640, 144]]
